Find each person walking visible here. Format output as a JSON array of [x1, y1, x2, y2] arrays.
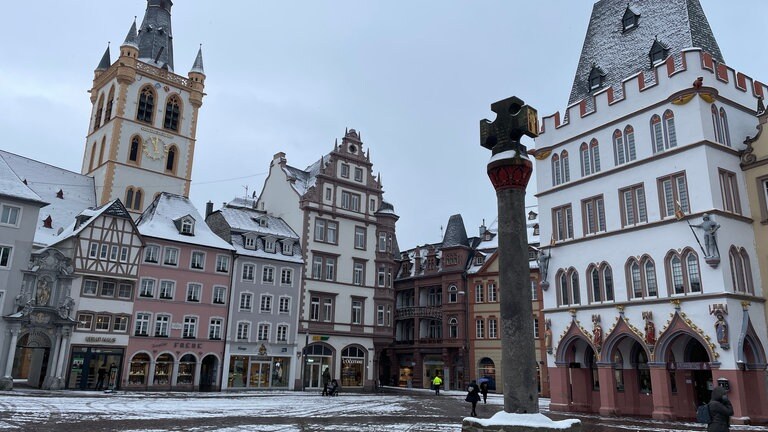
[[479, 380, 489, 404], [707, 385, 733, 432], [321, 368, 331, 396], [431, 374, 443, 395], [465, 380, 481, 417], [96, 365, 108, 390]]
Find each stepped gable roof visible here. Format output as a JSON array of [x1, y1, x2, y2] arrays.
[[218, 204, 299, 240], [136, 192, 234, 251], [568, 0, 723, 106], [442, 214, 469, 248], [0, 150, 96, 246], [0, 153, 46, 205]]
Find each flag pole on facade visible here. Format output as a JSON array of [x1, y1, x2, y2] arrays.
[[676, 199, 706, 256]]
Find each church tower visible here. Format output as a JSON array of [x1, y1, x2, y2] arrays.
[[81, 0, 206, 215]]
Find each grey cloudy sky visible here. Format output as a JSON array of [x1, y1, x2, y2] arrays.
[[1, 1, 766, 249]]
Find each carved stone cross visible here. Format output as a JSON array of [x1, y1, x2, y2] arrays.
[[480, 96, 539, 155]]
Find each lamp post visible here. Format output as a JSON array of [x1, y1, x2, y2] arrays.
[[480, 96, 538, 414]]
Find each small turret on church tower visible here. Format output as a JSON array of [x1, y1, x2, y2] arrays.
[[81, 0, 206, 216]]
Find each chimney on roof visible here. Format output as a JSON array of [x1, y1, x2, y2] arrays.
[[205, 201, 214, 218], [479, 219, 487, 237]]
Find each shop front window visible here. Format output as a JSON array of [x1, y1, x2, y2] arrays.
[[271, 357, 290, 388], [129, 353, 149, 385], [341, 346, 366, 387], [229, 356, 247, 388], [154, 353, 173, 386], [178, 354, 196, 386]]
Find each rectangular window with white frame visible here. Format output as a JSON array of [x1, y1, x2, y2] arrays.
[[260, 294, 273, 313], [82, 279, 98, 296], [351, 298, 363, 325], [213, 286, 226, 304], [475, 283, 484, 303], [619, 184, 648, 227], [182, 316, 198, 339], [139, 279, 155, 298], [533, 316, 540, 338], [476, 319, 485, 338], [354, 226, 366, 250], [186, 283, 201, 302], [310, 296, 320, 320], [582, 195, 606, 235], [209, 318, 222, 340], [119, 247, 129, 262], [377, 305, 385, 326], [530, 279, 538, 300], [257, 323, 270, 341], [242, 263, 255, 281], [276, 324, 288, 342], [95, 316, 109, 333], [718, 169, 741, 215], [154, 314, 170, 337], [100, 244, 108, 259], [552, 204, 574, 241], [280, 268, 292, 285], [77, 313, 93, 330], [354, 167, 363, 182], [487, 282, 497, 302], [353, 260, 365, 285], [159, 280, 175, 299], [314, 218, 338, 244], [0, 204, 21, 227], [240, 293, 253, 311], [113, 316, 129, 332], [488, 318, 498, 339], [118, 283, 133, 299], [100, 281, 115, 297], [278, 296, 290, 314], [658, 172, 689, 218], [262, 266, 275, 284], [89, 242, 98, 258], [144, 245, 160, 263], [341, 191, 361, 211], [216, 255, 230, 273], [109, 245, 119, 261], [163, 247, 179, 266], [340, 163, 350, 178], [236, 321, 250, 341], [323, 298, 333, 322], [190, 251, 205, 270], [134, 312, 151, 336]]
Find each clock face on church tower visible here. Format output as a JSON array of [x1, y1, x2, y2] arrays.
[[143, 136, 167, 160]]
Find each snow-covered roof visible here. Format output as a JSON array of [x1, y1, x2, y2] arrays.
[[282, 154, 331, 196], [52, 200, 135, 246], [218, 206, 298, 240], [0, 153, 46, 205], [0, 150, 96, 246], [230, 235, 303, 264], [136, 193, 234, 251]]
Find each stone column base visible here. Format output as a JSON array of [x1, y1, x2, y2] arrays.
[[0, 377, 13, 391], [461, 413, 581, 432], [43, 376, 64, 390]]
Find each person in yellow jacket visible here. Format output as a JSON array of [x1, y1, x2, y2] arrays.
[[432, 374, 443, 395]]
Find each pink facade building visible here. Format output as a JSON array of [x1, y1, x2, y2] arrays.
[[125, 193, 234, 391]]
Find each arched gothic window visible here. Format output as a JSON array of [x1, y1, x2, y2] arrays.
[[89, 142, 97, 171], [650, 114, 663, 153], [98, 137, 106, 165], [129, 136, 140, 162], [588, 262, 614, 303], [94, 94, 105, 130], [666, 249, 701, 295], [663, 110, 677, 149], [720, 108, 730, 147], [711, 104, 731, 147], [125, 187, 144, 211], [166, 146, 177, 172], [580, 140, 601, 176], [164, 95, 181, 131], [613, 125, 637, 165], [561, 151, 570, 182], [552, 154, 561, 186], [105, 86, 115, 122], [729, 246, 754, 294], [137, 86, 155, 123], [555, 268, 582, 307], [627, 256, 658, 299]]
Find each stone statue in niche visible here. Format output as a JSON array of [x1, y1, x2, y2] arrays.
[[692, 213, 720, 258], [591, 314, 603, 351], [544, 319, 553, 354], [35, 278, 51, 306], [58, 296, 75, 319], [709, 304, 729, 350], [642, 311, 656, 345]]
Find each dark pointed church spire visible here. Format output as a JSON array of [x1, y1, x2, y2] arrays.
[[189, 45, 205, 75], [122, 17, 139, 48], [96, 44, 111, 71], [137, 0, 175, 71]]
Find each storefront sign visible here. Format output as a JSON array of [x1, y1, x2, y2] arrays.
[[173, 342, 202, 349], [669, 362, 710, 370], [85, 336, 117, 343], [343, 358, 363, 365]]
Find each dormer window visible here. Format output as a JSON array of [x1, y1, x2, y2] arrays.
[[475, 255, 485, 266], [533, 224, 540, 236], [259, 217, 268, 228], [265, 238, 276, 253], [622, 6, 639, 32], [588, 65, 606, 91], [244, 236, 255, 249], [180, 218, 194, 235], [282, 241, 292, 255], [649, 39, 669, 65]]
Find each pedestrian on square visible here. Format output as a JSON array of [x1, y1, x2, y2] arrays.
[[479, 380, 489, 404], [431, 374, 443, 395], [321, 368, 331, 396], [707, 386, 733, 432], [465, 380, 481, 417]]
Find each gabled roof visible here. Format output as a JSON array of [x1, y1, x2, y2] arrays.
[[283, 154, 331, 196], [218, 206, 299, 239], [0, 150, 96, 246], [0, 153, 46, 205], [136, 192, 234, 251], [52, 199, 137, 245], [568, 0, 723, 106]]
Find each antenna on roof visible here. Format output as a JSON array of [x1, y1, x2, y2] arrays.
[[243, 185, 249, 199], [440, 225, 444, 241]]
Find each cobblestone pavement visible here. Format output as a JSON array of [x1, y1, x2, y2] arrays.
[[0, 387, 766, 432]]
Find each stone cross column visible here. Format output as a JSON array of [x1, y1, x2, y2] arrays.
[[480, 96, 539, 413]]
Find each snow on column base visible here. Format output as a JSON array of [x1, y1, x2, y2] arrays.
[[461, 412, 581, 432], [0, 377, 12, 391]]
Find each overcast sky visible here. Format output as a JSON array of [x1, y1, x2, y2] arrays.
[[1, 1, 766, 249]]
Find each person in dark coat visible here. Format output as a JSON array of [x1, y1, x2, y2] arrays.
[[465, 380, 481, 417], [479, 381, 489, 404], [707, 386, 733, 432]]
